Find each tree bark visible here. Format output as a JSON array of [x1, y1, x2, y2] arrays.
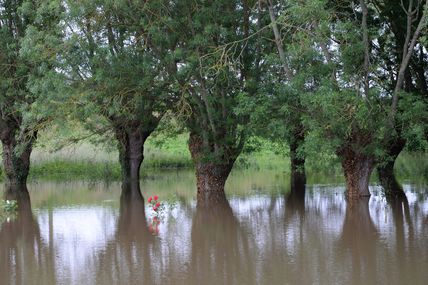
[[338, 146, 375, 198], [1, 127, 36, 186], [188, 133, 235, 207], [289, 128, 306, 189], [377, 137, 406, 198], [114, 123, 152, 184]]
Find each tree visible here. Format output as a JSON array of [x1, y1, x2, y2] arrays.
[[171, 0, 260, 206], [0, 0, 61, 186], [277, 0, 428, 198], [372, 0, 428, 198], [255, 0, 333, 188], [56, 0, 178, 183]]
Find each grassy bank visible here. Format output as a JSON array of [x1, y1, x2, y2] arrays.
[[0, 132, 426, 183], [0, 134, 291, 182]]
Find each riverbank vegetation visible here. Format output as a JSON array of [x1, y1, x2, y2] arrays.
[[0, 128, 426, 184]]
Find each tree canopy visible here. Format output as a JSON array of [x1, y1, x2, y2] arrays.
[[0, 0, 427, 200]]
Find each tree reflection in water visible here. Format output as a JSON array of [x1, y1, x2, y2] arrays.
[[337, 197, 380, 284], [0, 185, 56, 285], [284, 179, 306, 222], [0, 180, 427, 285], [94, 181, 156, 285], [187, 197, 255, 285]]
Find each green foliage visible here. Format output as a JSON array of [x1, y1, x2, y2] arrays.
[[61, 0, 175, 130], [168, 0, 261, 164], [0, 199, 18, 223], [397, 93, 428, 151], [267, 0, 427, 170], [302, 88, 389, 156], [1, 199, 18, 213], [1, 0, 427, 187]]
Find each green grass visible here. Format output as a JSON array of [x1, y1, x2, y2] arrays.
[[20, 133, 290, 181], [0, 131, 426, 183]]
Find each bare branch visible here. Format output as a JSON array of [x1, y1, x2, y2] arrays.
[[265, 0, 293, 80]]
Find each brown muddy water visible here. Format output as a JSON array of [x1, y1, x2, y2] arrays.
[[1, 170, 427, 285]]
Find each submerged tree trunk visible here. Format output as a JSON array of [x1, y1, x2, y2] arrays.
[[338, 146, 375, 198], [194, 162, 233, 206], [114, 123, 154, 184], [377, 138, 406, 198], [0, 126, 36, 186], [188, 133, 236, 207], [289, 126, 306, 189]]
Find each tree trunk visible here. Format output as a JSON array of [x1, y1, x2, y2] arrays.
[[3, 184, 31, 202], [114, 125, 151, 184], [338, 147, 375, 198], [194, 162, 234, 206], [377, 138, 406, 198], [289, 129, 306, 189], [188, 133, 235, 207], [1, 129, 35, 186]]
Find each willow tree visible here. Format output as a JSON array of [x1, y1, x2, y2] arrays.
[[372, 0, 428, 197], [171, 0, 260, 206], [253, 0, 334, 188], [58, 0, 177, 183], [0, 0, 62, 187], [280, 0, 428, 198]]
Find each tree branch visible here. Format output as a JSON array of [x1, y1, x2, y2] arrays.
[[265, 0, 293, 80], [360, 0, 370, 97], [390, 0, 428, 124]]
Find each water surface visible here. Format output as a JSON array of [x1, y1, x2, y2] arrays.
[[1, 170, 427, 285]]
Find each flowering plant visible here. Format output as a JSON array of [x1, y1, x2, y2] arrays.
[[147, 195, 163, 235]]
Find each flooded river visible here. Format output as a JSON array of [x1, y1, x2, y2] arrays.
[[1, 170, 427, 285]]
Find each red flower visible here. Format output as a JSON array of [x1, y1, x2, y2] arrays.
[[148, 197, 152, 203], [154, 195, 158, 201], [153, 206, 158, 211], [155, 202, 160, 208]]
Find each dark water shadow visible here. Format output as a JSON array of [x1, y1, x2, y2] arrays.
[[185, 198, 256, 285], [94, 181, 156, 285], [284, 179, 306, 225], [336, 197, 380, 284], [0, 185, 56, 285], [388, 195, 417, 283]]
